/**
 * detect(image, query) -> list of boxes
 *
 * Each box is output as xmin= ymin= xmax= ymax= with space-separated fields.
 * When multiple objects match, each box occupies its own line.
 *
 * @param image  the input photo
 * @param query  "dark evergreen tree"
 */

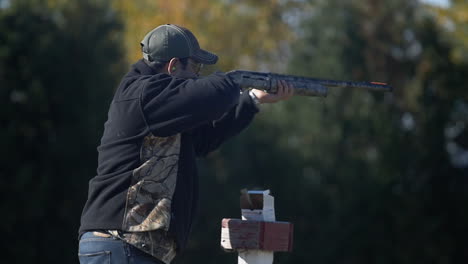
xmin=0 ymin=0 xmax=125 ymax=262
xmin=280 ymin=0 xmax=468 ymax=263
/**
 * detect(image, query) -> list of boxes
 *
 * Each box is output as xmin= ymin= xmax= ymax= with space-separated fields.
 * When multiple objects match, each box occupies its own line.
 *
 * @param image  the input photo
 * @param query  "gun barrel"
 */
xmin=315 ymin=78 xmax=392 ymax=92
xmin=271 ymin=73 xmax=392 ymax=93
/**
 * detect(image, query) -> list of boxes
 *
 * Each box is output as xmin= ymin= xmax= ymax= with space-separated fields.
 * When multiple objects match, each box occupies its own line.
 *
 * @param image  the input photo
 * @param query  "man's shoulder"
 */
xmin=114 ymin=73 xmax=170 ymax=102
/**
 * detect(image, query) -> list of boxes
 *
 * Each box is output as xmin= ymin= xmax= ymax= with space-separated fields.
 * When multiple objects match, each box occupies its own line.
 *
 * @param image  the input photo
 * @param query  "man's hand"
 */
xmin=251 ymin=80 xmax=294 ymax=104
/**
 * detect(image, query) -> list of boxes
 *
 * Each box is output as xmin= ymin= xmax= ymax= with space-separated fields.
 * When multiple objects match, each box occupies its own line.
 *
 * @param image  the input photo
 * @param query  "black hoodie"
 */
xmin=79 ymin=60 xmax=259 ymax=253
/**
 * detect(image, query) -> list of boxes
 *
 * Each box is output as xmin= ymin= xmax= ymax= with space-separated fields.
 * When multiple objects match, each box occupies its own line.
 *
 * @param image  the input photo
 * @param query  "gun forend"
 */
xmin=226 ymin=70 xmax=392 ymax=97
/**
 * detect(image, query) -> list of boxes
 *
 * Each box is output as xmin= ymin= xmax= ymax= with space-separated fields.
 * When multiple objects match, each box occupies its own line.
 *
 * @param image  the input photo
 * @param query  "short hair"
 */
xmin=144 ymin=57 xmax=189 ymax=73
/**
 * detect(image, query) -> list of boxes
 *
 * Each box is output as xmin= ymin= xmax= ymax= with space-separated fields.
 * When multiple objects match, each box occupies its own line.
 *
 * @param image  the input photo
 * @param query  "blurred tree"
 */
xmin=112 ymin=0 xmax=300 ymax=71
xmin=261 ymin=0 xmax=468 ymax=263
xmin=178 ymin=0 xmax=467 ymax=263
xmin=428 ymin=0 xmax=468 ymax=64
xmin=2 ymin=0 xmax=467 ymax=263
xmin=0 ymin=0 xmax=125 ymax=263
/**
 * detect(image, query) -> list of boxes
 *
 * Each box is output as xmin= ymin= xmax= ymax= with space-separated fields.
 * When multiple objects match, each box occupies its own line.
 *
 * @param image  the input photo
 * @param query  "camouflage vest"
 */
xmin=112 ymin=133 xmax=181 ymax=264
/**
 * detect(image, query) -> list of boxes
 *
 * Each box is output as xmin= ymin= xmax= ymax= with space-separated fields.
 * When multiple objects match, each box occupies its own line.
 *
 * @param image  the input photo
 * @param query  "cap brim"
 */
xmin=192 ymin=49 xmax=218 ymax=65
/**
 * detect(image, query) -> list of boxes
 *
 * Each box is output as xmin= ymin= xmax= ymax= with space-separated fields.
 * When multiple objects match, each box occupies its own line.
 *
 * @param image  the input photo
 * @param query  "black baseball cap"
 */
xmin=141 ymin=24 xmax=218 ymax=65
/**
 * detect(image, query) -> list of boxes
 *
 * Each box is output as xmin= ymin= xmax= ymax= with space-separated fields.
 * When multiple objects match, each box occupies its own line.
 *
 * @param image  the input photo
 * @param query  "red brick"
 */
xmin=221 ymin=218 xmax=293 ymax=252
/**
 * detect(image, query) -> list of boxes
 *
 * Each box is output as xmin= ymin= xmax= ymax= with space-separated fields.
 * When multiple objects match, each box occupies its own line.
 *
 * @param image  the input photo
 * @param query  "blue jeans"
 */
xmin=78 ymin=232 xmax=165 ymax=264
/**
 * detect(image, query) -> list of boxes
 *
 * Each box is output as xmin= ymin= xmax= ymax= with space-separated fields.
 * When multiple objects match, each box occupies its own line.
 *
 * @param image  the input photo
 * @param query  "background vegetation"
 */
xmin=1 ymin=0 xmax=467 ymax=263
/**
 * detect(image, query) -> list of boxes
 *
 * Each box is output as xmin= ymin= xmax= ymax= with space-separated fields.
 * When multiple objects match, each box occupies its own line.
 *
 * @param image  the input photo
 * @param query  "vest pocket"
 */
xmin=123 ymin=179 xmax=173 ymax=232
xmin=122 ymin=135 xmax=180 ymax=231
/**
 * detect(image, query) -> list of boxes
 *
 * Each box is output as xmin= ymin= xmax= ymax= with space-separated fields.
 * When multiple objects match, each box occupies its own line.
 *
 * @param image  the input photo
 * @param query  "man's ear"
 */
xmin=168 ymin=58 xmax=179 ymax=75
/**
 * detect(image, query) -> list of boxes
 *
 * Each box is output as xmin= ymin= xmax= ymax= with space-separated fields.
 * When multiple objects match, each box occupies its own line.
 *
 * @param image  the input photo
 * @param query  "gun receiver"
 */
xmin=227 ymin=70 xmax=392 ymax=97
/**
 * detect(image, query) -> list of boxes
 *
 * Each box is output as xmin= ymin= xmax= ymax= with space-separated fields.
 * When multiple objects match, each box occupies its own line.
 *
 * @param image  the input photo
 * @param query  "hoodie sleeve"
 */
xmin=141 ymin=72 xmax=241 ymax=137
xmin=191 ymin=91 xmax=259 ymax=157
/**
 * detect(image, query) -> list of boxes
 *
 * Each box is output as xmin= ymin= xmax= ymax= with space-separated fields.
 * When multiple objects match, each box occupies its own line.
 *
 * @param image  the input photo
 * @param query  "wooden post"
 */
xmin=221 ymin=190 xmax=293 ymax=264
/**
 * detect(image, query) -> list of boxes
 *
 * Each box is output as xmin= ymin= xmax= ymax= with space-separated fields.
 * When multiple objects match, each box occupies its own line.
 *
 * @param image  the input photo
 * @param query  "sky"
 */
xmin=0 ymin=0 xmax=9 ymax=9
xmin=421 ymin=0 xmax=451 ymax=7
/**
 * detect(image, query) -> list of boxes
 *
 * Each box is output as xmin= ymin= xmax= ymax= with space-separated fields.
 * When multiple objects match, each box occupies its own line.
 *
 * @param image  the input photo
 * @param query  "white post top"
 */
xmin=240 ymin=189 xmax=276 ymax=222
xmin=238 ymin=189 xmax=276 ymax=264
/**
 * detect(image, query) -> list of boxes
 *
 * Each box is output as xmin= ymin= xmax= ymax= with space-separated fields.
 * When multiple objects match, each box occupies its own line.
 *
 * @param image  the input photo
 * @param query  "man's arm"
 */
xmin=192 ymin=92 xmax=257 ymax=157
xmin=192 ymin=81 xmax=294 ymax=157
xmin=142 ymin=72 xmax=241 ymax=137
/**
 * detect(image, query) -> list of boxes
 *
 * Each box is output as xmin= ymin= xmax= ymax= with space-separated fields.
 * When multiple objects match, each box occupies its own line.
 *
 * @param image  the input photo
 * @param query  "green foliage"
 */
xmin=113 ymin=0 xmax=297 ymax=71
xmin=208 ymin=0 xmax=468 ymax=263
xmin=0 ymin=0 xmax=125 ymax=262
xmin=181 ymin=0 xmax=468 ymax=263
xmin=2 ymin=0 xmax=468 ymax=263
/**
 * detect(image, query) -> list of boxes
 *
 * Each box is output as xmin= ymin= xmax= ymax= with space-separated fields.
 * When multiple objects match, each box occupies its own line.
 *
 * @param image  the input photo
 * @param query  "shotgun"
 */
xmin=227 ymin=70 xmax=392 ymax=97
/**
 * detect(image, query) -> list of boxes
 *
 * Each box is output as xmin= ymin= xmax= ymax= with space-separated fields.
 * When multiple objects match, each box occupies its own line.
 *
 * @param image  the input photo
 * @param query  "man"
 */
xmin=78 ymin=24 xmax=293 ymax=264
